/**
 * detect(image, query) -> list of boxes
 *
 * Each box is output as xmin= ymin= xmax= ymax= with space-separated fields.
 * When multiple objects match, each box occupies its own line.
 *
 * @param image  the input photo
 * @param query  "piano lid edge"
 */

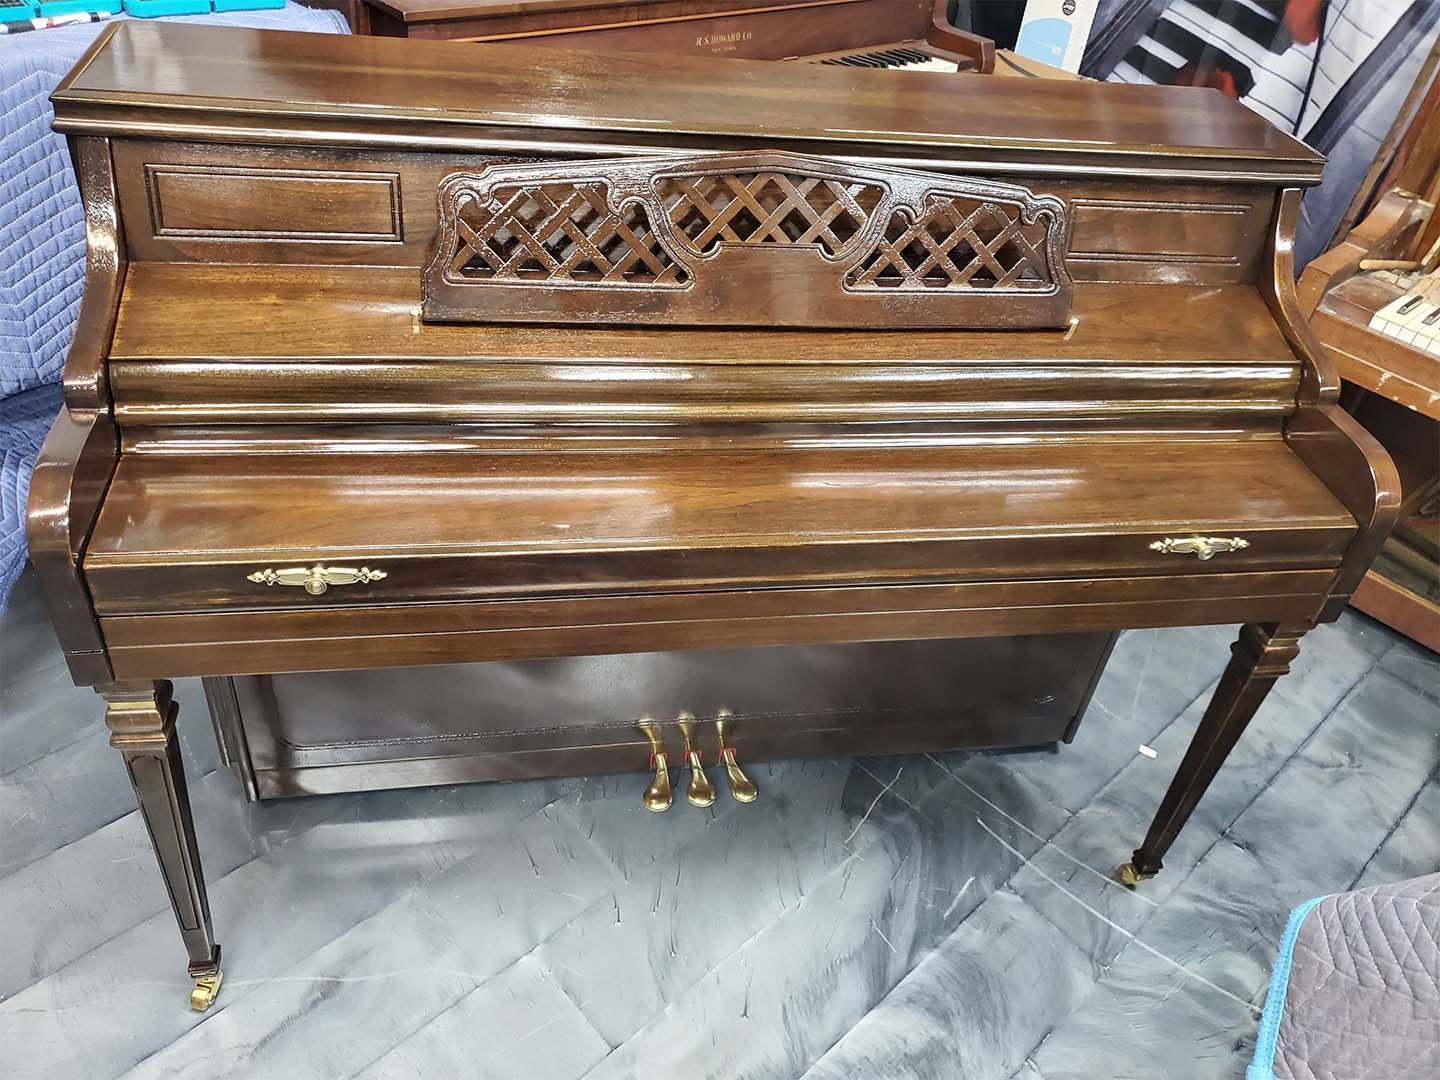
xmin=47 ymin=98 xmax=1327 ymax=188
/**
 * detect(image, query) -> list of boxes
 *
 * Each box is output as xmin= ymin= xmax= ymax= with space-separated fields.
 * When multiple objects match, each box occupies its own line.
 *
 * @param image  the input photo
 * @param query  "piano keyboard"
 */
xmin=812 ymin=46 xmax=959 ymax=72
xmin=1368 ymin=274 xmax=1440 ymax=356
xmin=1109 ymin=0 xmax=1412 ymax=134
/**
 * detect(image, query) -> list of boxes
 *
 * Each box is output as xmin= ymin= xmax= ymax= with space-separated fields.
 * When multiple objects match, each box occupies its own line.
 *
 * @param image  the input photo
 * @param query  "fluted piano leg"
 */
xmin=1120 ymin=621 xmax=1310 ymax=886
xmin=101 ymin=680 xmax=223 ymax=1010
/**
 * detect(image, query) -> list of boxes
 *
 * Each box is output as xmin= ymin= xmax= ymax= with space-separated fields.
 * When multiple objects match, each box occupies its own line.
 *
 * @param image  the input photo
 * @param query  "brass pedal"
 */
xmin=715 ymin=710 xmax=758 ymax=804
xmin=677 ymin=713 xmax=716 ymax=808
xmin=636 ymin=718 xmax=672 ymax=813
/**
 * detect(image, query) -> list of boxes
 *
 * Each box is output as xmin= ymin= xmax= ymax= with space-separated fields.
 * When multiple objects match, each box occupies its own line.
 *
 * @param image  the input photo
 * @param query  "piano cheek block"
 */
xmin=33 ymin=21 xmax=1398 ymax=1008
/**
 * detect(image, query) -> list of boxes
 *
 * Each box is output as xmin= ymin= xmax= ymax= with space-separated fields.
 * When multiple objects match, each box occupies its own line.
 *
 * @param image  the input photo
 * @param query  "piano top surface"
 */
xmin=56 ymin=21 xmax=1324 ymax=182
xmin=366 ymin=0 xmax=790 ymax=22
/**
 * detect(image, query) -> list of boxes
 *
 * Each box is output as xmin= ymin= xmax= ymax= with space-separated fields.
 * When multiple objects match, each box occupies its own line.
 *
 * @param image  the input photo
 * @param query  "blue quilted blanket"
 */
xmin=0 ymin=5 xmax=349 ymax=610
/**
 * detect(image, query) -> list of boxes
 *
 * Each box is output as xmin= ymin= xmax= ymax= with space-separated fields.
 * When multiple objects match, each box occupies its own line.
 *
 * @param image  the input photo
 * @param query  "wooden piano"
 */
xmin=32 ymin=21 xmax=1398 ymax=1012
xmin=357 ymin=0 xmax=996 ymax=73
xmin=1299 ymin=189 xmax=1440 ymax=650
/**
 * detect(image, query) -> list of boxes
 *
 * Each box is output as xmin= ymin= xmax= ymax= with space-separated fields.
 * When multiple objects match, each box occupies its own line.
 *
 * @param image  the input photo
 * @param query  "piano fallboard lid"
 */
xmin=53 ymin=22 xmax=1325 ymax=184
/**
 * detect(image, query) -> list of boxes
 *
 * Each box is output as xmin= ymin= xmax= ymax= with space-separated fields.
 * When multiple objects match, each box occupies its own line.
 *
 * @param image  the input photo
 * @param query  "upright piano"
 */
xmin=358 ymin=0 xmax=996 ymax=73
xmin=31 ymin=21 xmax=1398 ymax=1012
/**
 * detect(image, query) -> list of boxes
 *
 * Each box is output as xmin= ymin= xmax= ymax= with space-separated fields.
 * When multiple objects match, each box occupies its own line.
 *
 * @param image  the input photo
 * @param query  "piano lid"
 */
xmin=53 ymin=21 xmax=1325 ymax=185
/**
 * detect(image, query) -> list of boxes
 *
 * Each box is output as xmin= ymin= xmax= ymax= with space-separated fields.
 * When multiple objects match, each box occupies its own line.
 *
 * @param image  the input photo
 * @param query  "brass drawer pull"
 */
xmin=246 ymin=564 xmax=387 ymax=596
xmin=1148 ymin=536 xmax=1249 ymax=561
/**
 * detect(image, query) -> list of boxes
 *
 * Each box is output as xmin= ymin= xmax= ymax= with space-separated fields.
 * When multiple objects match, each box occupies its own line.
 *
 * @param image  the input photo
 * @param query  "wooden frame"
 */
xmin=27 ymin=23 xmax=1398 ymax=1012
xmin=422 ymin=151 xmax=1072 ymax=328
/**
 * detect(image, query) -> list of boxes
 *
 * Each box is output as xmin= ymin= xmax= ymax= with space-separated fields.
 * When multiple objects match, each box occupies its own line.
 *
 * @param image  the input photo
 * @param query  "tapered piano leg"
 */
xmin=101 ymin=680 xmax=223 ymax=1010
xmin=1119 ymin=621 xmax=1310 ymax=887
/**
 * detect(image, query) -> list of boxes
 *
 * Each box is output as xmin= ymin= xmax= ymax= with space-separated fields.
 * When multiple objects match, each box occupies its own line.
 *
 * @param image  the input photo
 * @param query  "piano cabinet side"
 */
xmin=1266 ymin=187 xmax=1404 ymax=619
xmin=1122 ymin=188 xmax=1404 ymax=886
xmin=26 ymin=137 xmax=227 ymax=1009
xmin=26 ymin=136 xmax=125 ymax=687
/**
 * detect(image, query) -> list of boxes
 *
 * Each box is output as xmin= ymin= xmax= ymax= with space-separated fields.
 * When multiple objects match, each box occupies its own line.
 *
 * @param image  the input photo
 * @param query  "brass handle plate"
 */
xmin=246 ymin=564 xmax=387 ymax=596
xmin=1148 ymin=536 xmax=1249 ymax=561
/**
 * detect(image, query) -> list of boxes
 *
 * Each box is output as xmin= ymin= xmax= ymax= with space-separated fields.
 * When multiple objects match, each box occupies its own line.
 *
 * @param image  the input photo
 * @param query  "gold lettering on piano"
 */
xmin=696 ymin=29 xmax=752 ymax=53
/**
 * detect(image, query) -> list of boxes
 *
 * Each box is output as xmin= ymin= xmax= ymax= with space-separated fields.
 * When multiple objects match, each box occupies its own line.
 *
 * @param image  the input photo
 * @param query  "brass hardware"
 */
xmin=636 ymin=718 xmax=672 ymax=813
xmin=714 ymin=709 xmax=758 ymax=804
xmin=676 ymin=713 xmax=716 ymax=808
xmin=1115 ymin=862 xmax=1157 ymax=889
xmin=189 ymin=968 xmax=223 ymax=1011
xmin=246 ymin=564 xmax=387 ymax=596
xmin=1148 ymin=536 xmax=1249 ymax=561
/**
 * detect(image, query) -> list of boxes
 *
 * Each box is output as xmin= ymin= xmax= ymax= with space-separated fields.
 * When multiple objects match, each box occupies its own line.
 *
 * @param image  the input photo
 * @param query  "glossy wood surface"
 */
xmin=83 ymin=439 xmax=1353 ymax=615
xmin=110 ymin=267 xmax=1297 ymax=364
xmin=25 ymin=25 xmax=1406 ymax=994
xmin=98 ymin=571 xmax=1336 ymax=680
xmin=223 ymin=634 xmax=1112 ymax=797
xmin=105 ymin=140 xmax=1277 ymax=283
xmin=54 ymin=23 xmax=1323 ymax=182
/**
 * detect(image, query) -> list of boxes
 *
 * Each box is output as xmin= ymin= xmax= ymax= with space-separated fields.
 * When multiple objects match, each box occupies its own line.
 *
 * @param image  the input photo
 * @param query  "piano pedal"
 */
xmin=1115 ymin=861 xmax=1158 ymax=889
xmin=715 ymin=710 xmax=758 ymax=804
xmin=188 ymin=961 xmax=223 ymax=1012
xmin=636 ymin=718 xmax=673 ymax=813
xmin=677 ymin=713 xmax=717 ymax=808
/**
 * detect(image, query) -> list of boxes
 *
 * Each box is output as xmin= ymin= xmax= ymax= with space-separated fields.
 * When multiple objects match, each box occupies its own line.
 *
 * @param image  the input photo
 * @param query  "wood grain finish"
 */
xmin=228 ymin=633 xmax=1113 ymax=796
xmin=421 ymin=151 xmax=1073 ymax=329
xmin=98 ymin=571 xmax=1336 ymax=679
xmin=25 ymin=24 xmax=1401 ymax=992
xmin=110 ymin=141 xmax=1277 ymax=284
xmin=25 ymin=136 xmax=124 ymax=684
xmin=54 ymin=23 xmax=1323 ymax=183
xmin=82 ymin=439 xmax=1353 ymax=614
xmin=145 ymin=164 xmax=402 ymax=241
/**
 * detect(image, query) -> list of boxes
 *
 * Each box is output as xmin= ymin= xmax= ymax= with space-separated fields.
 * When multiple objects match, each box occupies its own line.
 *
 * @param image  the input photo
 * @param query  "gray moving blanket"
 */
xmin=1249 ymin=873 xmax=1439 ymax=1080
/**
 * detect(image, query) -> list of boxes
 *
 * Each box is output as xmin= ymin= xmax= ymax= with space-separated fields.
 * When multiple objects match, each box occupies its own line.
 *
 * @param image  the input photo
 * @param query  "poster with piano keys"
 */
xmin=1079 ymin=0 xmax=1440 ymax=265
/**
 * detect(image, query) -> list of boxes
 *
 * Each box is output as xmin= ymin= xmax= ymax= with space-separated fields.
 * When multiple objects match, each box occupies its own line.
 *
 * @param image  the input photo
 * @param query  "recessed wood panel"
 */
xmin=145 ymin=164 xmax=402 ymax=241
xmin=1067 ymin=194 xmax=1270 ymax=282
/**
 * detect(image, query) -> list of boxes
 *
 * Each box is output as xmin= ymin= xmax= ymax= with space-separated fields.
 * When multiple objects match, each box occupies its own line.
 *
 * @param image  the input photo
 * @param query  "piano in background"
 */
xmin=1300 ymin=89 xmax=1440 ymax=652
xmin=1297 ymin=41 xmax=1439 ymax=651
xmin=32 ymin=21 xmax=1396 ymax=1012
xmin=355 ymin=0 xmax=996 ymax=73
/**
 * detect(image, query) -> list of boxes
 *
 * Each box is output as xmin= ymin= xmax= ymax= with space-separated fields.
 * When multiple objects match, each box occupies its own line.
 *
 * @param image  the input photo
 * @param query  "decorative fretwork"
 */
xmin=657 ymin=172 xmax=884 ymax=257
xmin=450 ymin=181 xmax=687 ymax=287
xmin=423 ymin=152 xmax=1072 ymax=328
xmin=847 ymin=195 xmax=1054 ymax=291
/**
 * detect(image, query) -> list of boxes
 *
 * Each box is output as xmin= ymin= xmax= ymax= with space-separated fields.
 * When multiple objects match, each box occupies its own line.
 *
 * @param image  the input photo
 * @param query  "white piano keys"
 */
xmin=1368 ymin=279 xmax=1440 ymax=355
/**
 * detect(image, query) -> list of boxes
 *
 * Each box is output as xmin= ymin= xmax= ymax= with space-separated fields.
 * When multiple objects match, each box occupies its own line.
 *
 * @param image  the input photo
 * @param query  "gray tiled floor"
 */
xmin=1 ymin=567 xmax=1437 ymax=1079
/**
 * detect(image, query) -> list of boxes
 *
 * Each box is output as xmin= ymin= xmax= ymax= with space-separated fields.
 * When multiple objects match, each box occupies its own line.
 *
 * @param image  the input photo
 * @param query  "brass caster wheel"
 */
xmin=1115 ymin=861 xmax=1157 ymax=889
xmin=189 ymin=968 xmax=223 ymax=1012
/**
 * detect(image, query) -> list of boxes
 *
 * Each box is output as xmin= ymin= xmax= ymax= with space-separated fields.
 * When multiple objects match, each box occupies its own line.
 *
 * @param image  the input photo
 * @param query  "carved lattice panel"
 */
xmin=657 ymin=172 xmax=884 ymax=257
xmin=847 ymin=196 xmax=1053 ymax=291
xmin=424 ymin=152 xmax=1072 ymax=328
xmin=450 ymin=181 xmax=687 ymax=286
